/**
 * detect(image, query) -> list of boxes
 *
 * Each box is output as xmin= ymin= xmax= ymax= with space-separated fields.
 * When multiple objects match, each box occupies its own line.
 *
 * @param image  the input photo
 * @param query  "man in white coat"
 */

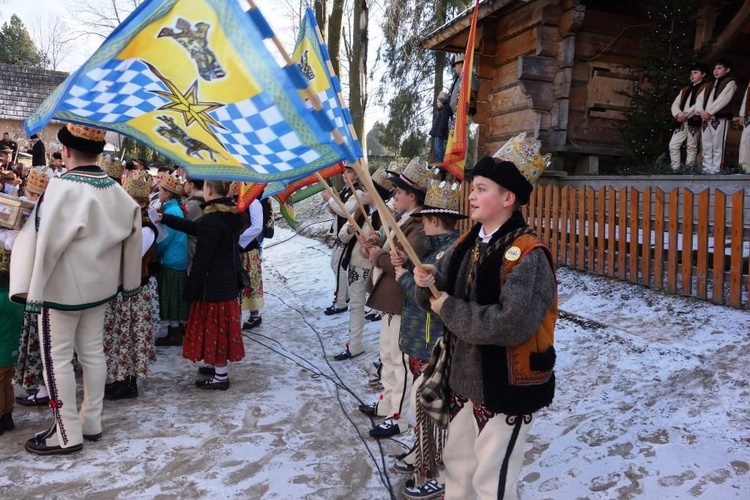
xmin=10 ymin=123 xmax=142 ymax=455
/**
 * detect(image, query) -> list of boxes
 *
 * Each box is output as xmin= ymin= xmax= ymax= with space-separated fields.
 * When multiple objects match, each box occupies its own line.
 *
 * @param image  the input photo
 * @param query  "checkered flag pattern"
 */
xmin=318 ymin=87 xmax=357 ymax=154
xmin=210 ymin=95 xmax=321 ymax=174
xmin=60 ymin=59 xmax=168 ymax=123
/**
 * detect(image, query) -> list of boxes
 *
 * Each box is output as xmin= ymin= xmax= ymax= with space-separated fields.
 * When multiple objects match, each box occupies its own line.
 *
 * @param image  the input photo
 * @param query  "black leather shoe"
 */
xmin=25 ymin=434 xmax=83 ymax=456
xmin=333 ymin=348 xmax=363 ymax=361
xmin=369 ymin=418 xmax=401 ymax=439
xmin=365 ymin=312 xmax=382 ymax=321
xmin=324 ymin=305 xmax=348 ymax=316
xmin=104 ymin=377 xmax=138 ymax=400
xmin=242 ymin=317 xmax=262 ymax=330
xmin=195 ymin=378 xmax=230 ymax=390
xmin=358 ymin=402 xmax=378 ymax=417
xmin=83 ymin=433 xmax=102 ymax=442
xmin=198 ymin=366 xmax=215 ymax=376
xmin=15 ymin=393 xmax=49 ymax=407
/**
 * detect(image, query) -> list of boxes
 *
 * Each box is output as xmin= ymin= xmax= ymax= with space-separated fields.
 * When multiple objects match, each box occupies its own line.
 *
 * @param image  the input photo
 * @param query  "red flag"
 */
xmin=275 ymin=162 xmax=345 ymax=204
xmin=236 ymin=182 xmax=267 ymax=211
xmin=441 ymin=0 xmax=480 ymax=181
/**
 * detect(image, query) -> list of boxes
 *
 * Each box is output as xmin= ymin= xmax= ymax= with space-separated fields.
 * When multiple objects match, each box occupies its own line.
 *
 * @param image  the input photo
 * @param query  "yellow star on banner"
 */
xmin=146 ymin=62 xmax=226 ymax=148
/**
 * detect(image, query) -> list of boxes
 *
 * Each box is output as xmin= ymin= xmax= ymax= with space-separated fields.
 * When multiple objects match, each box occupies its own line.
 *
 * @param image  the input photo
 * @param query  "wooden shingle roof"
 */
xmin=0 ymin=63 xmax=68 ymax=121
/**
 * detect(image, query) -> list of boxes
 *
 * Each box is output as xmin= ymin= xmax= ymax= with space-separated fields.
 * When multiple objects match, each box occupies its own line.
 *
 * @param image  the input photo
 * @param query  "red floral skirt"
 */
xmin=183 ymin=299 xmax=244 ymax=365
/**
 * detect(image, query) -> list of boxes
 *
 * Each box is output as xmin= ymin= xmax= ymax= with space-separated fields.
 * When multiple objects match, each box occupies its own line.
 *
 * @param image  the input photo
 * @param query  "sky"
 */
xmin=0 ymin=0 xmax=390 ymax=138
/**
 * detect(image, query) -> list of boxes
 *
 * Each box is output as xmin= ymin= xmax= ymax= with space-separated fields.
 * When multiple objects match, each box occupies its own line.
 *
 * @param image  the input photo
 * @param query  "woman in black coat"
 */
xmin=159 ymin=180 xmax=244 ymax=390
xmin=429 ymin=91 xmax=452 ymax=163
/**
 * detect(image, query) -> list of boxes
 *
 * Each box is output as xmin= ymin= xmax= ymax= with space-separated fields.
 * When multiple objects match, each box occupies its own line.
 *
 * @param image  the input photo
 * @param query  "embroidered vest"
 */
xmin=704 ymin=75 xmax=736 ymax=118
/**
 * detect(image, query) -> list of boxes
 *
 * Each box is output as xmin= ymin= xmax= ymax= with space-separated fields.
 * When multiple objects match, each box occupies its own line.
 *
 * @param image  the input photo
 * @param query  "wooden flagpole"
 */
xmin=315 ymin=172 xmax=364 ymax=237
xmin=351 ymin=159 xmax=440 ymax=298
xmin=343 ymin=174 xmax=371 ymax=230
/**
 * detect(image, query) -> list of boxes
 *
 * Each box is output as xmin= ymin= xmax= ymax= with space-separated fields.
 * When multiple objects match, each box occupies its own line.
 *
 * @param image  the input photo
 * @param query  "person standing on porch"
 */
xmin=739 ymin=80 xmax=750 ymax=174
xmin=695 ymin=58 xmax=737 ymax=174
xmin=668 ymin=62 xmax=709 ymax=171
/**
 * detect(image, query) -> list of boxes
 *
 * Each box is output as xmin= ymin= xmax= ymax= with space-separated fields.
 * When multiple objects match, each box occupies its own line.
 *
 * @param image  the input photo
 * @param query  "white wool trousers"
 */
xmin=377 ymin=314 xmax=412 ymax=429
xmin=739 ymin=123 xmax=750 ymax=173
xmin=41 ymin=305 xmax=107 ymax=448
xmin=329 ymin=242 xmax=349 ymax=309
xmin=346 ymin=265 xmax=369 ymax=356
xmin=668 ymin=124 xmax=701 ymax=170
xmin=443 ymin=401 xmax=533 ymax=500
xmin=700 ymin=118 xmax=730 ymax=174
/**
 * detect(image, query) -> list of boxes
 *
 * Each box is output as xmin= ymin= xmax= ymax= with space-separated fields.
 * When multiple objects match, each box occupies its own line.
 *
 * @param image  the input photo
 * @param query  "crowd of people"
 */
xmin=0 ymin=123 xmax=266 ymax=455
xmin=669 ymin=58 xmax=750 ymax=173
xmin=1 ymin=118 xmax=559 ymax=499
xmin=321 ymin=132 xmax=557 ymax=499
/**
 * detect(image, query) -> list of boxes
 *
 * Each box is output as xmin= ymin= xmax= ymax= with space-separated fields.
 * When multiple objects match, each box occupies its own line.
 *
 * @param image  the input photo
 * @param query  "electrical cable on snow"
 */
xmin=243 ymin=290 xmax=400 ymax=500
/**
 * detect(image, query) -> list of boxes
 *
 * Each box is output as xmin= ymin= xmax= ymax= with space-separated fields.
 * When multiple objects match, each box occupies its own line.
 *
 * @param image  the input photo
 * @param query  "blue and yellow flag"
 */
xmin=293 ymin=7 xmax=363 ymax=159
xmin=25 ymin=0 xmax=355 ymax=182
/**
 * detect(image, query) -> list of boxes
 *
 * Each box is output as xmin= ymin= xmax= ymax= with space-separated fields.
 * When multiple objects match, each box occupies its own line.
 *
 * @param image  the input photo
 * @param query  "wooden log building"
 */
xmin=422 ymin=0 xmax=750 ymax=174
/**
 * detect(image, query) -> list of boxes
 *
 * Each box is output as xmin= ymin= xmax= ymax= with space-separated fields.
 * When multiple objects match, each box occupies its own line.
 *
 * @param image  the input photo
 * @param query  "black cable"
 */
xmin=243 ymin=290 xmax=402 ymax=499
xmin=263 ymin=218 xmax=334 ymax=250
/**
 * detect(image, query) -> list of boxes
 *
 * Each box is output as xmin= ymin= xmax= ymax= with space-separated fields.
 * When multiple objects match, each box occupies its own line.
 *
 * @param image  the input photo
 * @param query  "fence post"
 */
xmin=642 ymin=188 xmax=652 ymax=287
xmin=667 ymin=188 xmax=679 ymax=294
xmin=729 ymin=191 xmax=745 ymax=308
xmin=712 ymin=190 xmax=726 ymax=305
xmin=629 ymin=187 xmax=640 ymax=284
xmin=681 ymin=189 xmax=694 ymax=296
xmin=696 ymin=189 xmax=710 ymax=299
xmin=654 ymin=188 xmax=665 ymax=290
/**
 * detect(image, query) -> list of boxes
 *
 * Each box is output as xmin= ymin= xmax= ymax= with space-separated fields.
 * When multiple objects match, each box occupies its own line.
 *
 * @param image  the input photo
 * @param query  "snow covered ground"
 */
xmin=1 ymin=223 xmax=748 ymax=499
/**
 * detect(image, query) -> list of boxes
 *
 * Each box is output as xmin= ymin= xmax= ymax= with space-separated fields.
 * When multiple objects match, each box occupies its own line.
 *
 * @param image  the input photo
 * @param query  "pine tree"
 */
xmin=0 ymin=14 xmax=45 ymax=67
xmin=619 ymin=0 xmax=705 ymax=173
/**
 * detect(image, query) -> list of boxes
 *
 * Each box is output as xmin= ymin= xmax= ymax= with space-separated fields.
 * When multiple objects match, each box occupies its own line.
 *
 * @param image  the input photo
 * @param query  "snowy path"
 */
xmin=0 ymin=226 xmax=748 ymax=499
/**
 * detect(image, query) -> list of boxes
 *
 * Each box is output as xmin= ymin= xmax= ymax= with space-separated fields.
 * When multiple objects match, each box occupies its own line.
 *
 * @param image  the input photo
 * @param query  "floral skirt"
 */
xmin=183 ymin=299 xmax=244 ymax=365
xmin=13 ymin=313 xmax=43 ymax=390
xmin=103 ymin=277 xmax=159 ymax=381
xmin=241 ymin=249 xmax=264 ymax=310
xmin=158 ymin=267 xmax=188 ymax=322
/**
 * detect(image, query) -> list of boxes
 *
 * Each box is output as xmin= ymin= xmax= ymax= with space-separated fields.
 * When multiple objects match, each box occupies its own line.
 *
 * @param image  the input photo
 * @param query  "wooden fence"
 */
xmin=521 ymin=182 xmax=750 ymax=309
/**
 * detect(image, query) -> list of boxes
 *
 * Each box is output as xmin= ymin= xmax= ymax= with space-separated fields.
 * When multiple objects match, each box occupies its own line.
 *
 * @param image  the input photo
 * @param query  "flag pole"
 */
xmin=343 ymin=174 xmax=371 ymax=230
xmin=245 ymin=0 xmax=348 ymax=149
xmin=351 ymin=159 xmax=440 ymax=298
xmin=315 ymin=172 xmax=365 ymax=237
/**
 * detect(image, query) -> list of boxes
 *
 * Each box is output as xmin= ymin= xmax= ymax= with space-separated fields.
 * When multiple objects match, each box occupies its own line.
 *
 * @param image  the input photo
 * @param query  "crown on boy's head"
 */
xmin=491 ymin=133 xmax=550 ymax=186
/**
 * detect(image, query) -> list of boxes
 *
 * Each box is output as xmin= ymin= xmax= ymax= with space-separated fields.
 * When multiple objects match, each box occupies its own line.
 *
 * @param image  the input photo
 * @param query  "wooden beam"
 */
xmin=559 ymin=5 xmax=585 ymax=37
xmin=518 ymin=55 xmax=557 ymax=82
xmin=707 ymin=0 xmax=750 ymax=58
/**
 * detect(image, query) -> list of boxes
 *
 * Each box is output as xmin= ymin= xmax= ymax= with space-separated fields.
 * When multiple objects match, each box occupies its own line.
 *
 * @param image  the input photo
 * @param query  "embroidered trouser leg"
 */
xmin=668 ymin=126 xmax=687 ymax=170
xmin=379 ymin=314 xmax=412 ymax=430
xmin=701 ymin=117 xmax=729 ymax=174
xmin=739 ymin=124 xmax=750 ymax=173
xmin=346 ymin=265 xmax=369 ymax=356
xmin=41 ymin=305 xmax=107 ymax=448
xmin=443 ymin=399 xmax=533 ymax=500
xmin=330 ymin=243 xmax=349 ymax=308
xmin=685 ymin=125 xmax=701 ymax=165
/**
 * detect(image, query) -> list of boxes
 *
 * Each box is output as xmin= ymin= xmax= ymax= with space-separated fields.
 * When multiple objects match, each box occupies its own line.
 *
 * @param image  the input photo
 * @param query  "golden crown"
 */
xmin=123 ymin=171 xmax=153 ymax=200
xmin=396 ymin=156 xmax=433 ymax=192
xmin=25 ymin=166 xmax=52 ymax=196
xmin=101 ymin=154 xmax=123 ymax=180
xmin=371 ymin=165 xmax=395 ymax=193
xmin=491 ymin=133 xmax=551 ymax=185
xmin=421 ymin=177 xmax=465 ymax=217
xmin=160 ymin=170 xmax=186 ymax=195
